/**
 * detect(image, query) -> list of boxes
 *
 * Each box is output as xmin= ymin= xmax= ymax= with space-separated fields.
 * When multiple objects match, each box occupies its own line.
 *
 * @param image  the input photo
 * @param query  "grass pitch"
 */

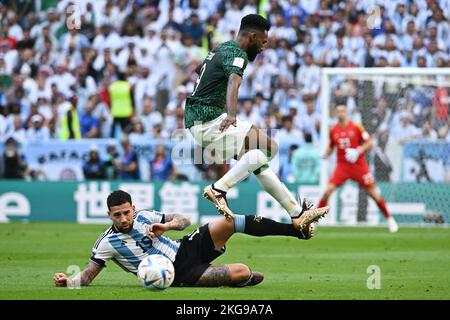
xmin=0 ymin=223 xmax=449 ymax=300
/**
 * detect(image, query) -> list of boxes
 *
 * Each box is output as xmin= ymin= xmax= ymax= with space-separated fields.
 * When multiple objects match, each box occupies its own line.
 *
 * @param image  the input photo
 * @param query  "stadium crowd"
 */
xmin=0 ymin=0 xmax=449 ymax=182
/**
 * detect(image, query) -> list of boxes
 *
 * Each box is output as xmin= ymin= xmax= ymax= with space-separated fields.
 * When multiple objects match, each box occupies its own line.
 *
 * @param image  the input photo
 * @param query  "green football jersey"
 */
xmin=184 ymin=40 xmax=248 ymax=128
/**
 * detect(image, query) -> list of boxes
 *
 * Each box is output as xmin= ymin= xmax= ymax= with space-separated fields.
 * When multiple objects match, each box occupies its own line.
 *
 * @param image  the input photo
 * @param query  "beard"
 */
xmin=246 ymin=43 xmax=259 ymax=62
xmin=116 ymin=222 xmax=133 ymax=233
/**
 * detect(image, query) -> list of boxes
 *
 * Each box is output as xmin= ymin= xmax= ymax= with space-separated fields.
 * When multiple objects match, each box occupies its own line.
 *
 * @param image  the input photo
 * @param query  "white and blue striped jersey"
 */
xmin=90 ymin=209 xmax=181 ymax=274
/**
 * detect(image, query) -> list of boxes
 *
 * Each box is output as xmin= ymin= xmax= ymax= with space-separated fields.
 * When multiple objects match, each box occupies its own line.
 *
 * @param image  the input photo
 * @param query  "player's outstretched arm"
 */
xmin=147 ymin=213 xmax=191 ymax=238
xmin=53 ymin=261 xmax=103 ymax=288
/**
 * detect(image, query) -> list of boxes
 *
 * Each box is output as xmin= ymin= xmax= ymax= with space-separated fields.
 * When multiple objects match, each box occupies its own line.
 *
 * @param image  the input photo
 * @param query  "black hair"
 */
xmin=282 ymin=115 xmax=293 ymax=123
xmin=239 ymin=14 xmax=271 ymax=33
xmin=304 ymin=132 xmax=313 ymax=143
xmin=334 ymin=97 xmax=347 ymax=107
xmin=117 ymin=72 xmax=126 ymax=81
xmin=107 ymin=190 xmax=132 ymax=210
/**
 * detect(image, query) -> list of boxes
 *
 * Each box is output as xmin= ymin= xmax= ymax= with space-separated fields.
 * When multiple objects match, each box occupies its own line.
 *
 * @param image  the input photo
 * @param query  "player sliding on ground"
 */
xmin=318 ymin=99 xmax=399 ymax=233
xmin=53 ymin=190 xmax=319 ymax=288
xmin=184 ymin=14 xmax=329 ymax=235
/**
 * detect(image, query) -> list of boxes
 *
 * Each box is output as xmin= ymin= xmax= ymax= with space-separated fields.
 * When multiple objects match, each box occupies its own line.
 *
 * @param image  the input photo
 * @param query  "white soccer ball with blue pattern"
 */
xmin=137 ymin=254 xmax=175 ymax=290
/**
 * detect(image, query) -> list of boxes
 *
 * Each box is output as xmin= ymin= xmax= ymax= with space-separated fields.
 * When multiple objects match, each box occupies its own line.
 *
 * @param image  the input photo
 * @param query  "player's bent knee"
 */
xmin=217 ymin=216 xmax=235 ymax=230
xmin=208 ymin=218 xmax=235 ymax=249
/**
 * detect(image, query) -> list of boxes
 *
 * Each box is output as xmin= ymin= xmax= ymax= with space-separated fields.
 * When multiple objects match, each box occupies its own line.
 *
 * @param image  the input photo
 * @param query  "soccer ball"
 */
xmin=137 ymin=254 xmax=175 ymax=290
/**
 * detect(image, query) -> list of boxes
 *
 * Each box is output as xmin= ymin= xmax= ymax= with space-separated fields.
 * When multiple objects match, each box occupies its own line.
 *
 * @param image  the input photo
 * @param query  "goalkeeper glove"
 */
xmin=345 ymin=147 xmax=363 ymax=163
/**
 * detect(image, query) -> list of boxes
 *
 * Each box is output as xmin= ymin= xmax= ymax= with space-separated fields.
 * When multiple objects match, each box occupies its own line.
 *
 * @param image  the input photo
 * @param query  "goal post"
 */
xmin=319 ymin=67 xmax=450 ymax=226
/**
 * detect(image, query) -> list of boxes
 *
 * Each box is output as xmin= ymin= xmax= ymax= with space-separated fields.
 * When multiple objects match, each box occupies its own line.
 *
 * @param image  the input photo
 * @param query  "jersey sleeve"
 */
xmin=355 ymin=123 xmax=371 ymax=142
xmin=135 ymin=210 xmax=165 ymax=225
xmin=221 ymin=49 xmax=248 ymax=78
xmin=90 ymin=238 xmax=114 ymax=267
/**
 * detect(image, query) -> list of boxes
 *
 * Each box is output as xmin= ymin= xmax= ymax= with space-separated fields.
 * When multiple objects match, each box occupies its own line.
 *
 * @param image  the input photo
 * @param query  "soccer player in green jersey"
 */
xmin=184 ymin=14 xmax=329 ymax=237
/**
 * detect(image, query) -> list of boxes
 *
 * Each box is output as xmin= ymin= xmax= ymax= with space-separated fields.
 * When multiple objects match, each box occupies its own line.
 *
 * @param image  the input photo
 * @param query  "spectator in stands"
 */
xmin=151 ymin=122 xmax=169 ymax=139
xmin=35 ymin=96 xmax=52 ymax=122
xmin=165 ymin=86 xmax=186 ymax=134
xmin=104 ymin=143 xmax=120 ymax=180
xmin=82 ymin=145 xmax=106 ymax=180
xmin=150 ymin=144 xmax=176 ymax=181
xmin=0 ymin=137 xmax=27 ymax=179
xmin=28 ymin=167 xmax=47 ymax=181
xmin=433 ymin=84 xmax=449 ymax=127
xmin=80 ymin=98 xmax=100 ymax=138
xmin=238 ymin=99 xmax=260 ymax=124
xmin=390 ymin=98 xmax=410 ymax=130
xmin=275 ymin=115 xmax=304 ymax=145
xmin=128 ymin=119 xmax=149 ymax=143
xmin=296 ymin=95 xmax=321 ymax=145
xmin=254 ymin=91 xmax=269 ymax=115
xmin=109 ymin=72 xmax=134 ymax=138
xmin=279 ymin=144 xmax=298 ymax=183
xmin=420 ymin=121 xmax=438 ymax=140
xmin=8 ymin=114 xmax=26 ymax=145
xmin=182 ymin=13 xmax=204 ymax=47
xmin=296 ymin=52 xmax=320 ymax=98
xmin=390 ymin=110 xmax=421 ymax=144
xmin=75 ymin=63 xmax=97 ymax=113
xmin=133 ymin=66 xmax=153 ymax=117
xmin=140 ymin=95 xmax=163 ymax=136
xmin=118 ymin=137 xmax=140 ymax=180
xmin=291 ymin=133 xmax=321 ymax=185
xmin=90 ymin=94 xmax=112 ymax=138
xmin=259 ymin=113 xmax=277 ymax=137
xmin=272 ymin=76 xmax=292 ymax=114
xmin=59 ymin=100 xmax=81 ymax=140
xmin=26 ymin=114 xmax=50 ymax=142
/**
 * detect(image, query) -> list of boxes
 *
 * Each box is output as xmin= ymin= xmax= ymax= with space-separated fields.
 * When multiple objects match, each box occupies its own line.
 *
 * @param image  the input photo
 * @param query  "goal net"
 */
xmin=319 ymin=68 xmax=450 ymax=226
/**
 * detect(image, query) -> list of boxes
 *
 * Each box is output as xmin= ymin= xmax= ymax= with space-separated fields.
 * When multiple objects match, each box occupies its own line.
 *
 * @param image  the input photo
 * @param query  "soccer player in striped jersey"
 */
xmin=54 ymin=190 xmax=317 ymax=288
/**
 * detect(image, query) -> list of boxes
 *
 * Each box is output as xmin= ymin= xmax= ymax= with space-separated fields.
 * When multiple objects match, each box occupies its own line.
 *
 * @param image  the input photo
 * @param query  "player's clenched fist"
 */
xmin=53 ymin=273 xmax=68 ymax=287
xmin=146 ymin=223 xmax=169 ymax=238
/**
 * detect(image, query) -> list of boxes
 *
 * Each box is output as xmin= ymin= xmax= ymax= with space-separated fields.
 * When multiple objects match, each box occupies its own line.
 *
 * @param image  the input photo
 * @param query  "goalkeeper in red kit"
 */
xmin=318 ymin=99 xmax=399 ymax=233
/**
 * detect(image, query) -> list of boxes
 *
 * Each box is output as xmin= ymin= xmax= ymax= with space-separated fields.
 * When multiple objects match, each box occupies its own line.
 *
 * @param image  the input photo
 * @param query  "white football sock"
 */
xmin=214 ymin=149 xmax=269 ymax=192
xmin=387 ymin=217 xmax=399 ymax=233
xmin=255 ymin=167 xmax=302 ymax=218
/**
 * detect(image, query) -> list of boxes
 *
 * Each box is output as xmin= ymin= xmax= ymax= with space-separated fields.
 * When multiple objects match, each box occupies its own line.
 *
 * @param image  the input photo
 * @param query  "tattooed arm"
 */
xmin=164 ymin=213 xmax=191 ymax=231
xmin=147 ymin=213 xmax=191 ymax=238
xmin=53 ymin=261 xmax=103 ymax=287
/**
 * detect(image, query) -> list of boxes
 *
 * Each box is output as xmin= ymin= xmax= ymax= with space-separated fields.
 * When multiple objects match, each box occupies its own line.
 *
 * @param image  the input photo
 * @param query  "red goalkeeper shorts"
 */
xmin=329 ymin=163 xmax=375 ymax=190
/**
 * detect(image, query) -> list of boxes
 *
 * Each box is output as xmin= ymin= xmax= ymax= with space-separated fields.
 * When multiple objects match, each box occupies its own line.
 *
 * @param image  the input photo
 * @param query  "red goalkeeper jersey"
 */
xmin=329 ymin=121 xmax=370 ymax=166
